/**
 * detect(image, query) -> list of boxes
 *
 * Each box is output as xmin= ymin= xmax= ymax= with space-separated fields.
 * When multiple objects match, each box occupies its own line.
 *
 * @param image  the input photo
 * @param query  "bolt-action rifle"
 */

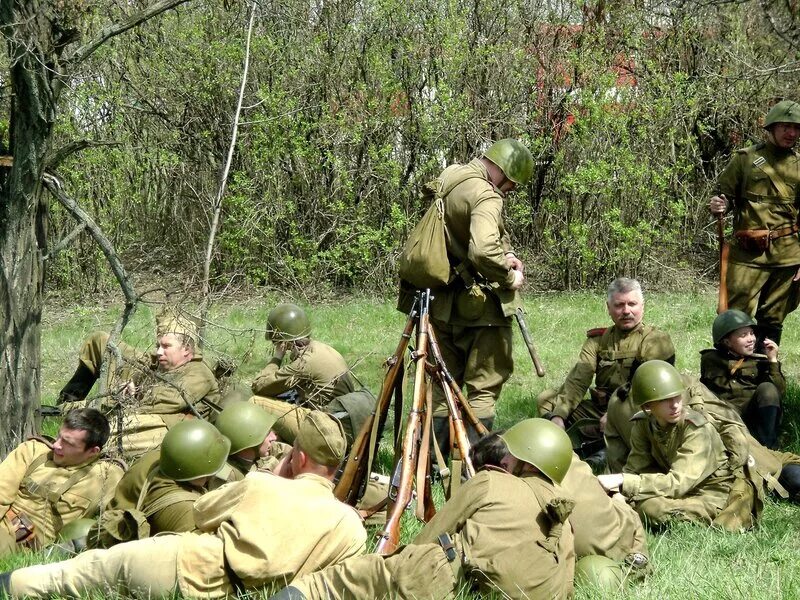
xmin=717 ymin=214 xmax=729 ymax=314
xmin=515 ymin=307 xmax=545 ymax=377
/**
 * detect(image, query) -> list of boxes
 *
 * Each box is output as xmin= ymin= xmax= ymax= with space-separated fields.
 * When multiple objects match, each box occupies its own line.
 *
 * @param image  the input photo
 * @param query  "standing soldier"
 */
xmin=709 ymin=100 xmax=800 ymax=344
xmin=0 ymin=408 xmax=124 ymax=556
xmin=397 ymin=139 xmax=534 ymax=454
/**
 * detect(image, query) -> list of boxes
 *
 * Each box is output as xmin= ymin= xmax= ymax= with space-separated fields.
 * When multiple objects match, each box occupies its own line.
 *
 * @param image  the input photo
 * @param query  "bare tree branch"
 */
xmin=199 ymin=0 xmax=256 ymax=335
xmin=67 ymin=0 xmax=194 ymax=66
xmin=46 ymin=140 xmax=122 ymax=171
xmin=42 ymin=222 xmax=87 ymax=261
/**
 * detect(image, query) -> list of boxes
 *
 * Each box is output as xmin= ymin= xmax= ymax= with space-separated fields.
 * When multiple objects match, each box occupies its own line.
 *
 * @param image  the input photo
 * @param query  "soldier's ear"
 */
xmin=86 ymin=445 xmax=101 ymax=458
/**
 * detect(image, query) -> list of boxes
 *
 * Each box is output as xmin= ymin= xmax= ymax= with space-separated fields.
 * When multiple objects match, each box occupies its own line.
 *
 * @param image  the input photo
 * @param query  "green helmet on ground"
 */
xmin=266 ymin=303 xmax=311 ymax=342
xmin=160 ymin=420 xmax=231 ymax=481
xmin=483 ymin=139 xmax=535 ymax=186
xmin=630 ymin=360 xmax=685 ymax=407
xmin=215 ymin=401 xmax=277 ymax=454
xmin=764 ymin=100 xmax=800 ymax=128
xmin=575 ymin=555 xmax=626 ymax=591
xmin=499 ymin=418 xmax=572 ymax=483
xmin=58 ymin=518 xmax=96 ymax=543
xmin=712 ymin=309 xmax=756 ymax=346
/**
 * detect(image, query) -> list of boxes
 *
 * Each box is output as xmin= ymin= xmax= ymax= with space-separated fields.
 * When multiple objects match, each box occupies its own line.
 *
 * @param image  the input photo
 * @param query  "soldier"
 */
xmin=214 ymin=400 xmax=288 ymax=474
xmin=397 ymin=139 xmax=534 ymax=457
xmin=700 ymin=309 xmax=784 ymax=449
xmin=598 ymin=361 xmax=736 ymax=528
xmin=709 ymin=99 xmax=800 ymax=344
xmin=469 ymin=430 xmax=649 ymax=570
xmin=0 ymin=411 xmax=366 ymax=599
xmin=57 ymin=310 xmax=220 ymax=460
xmin=270 ymin=418 xmax=575 ymax=600
xmin=0 ymin=408 xmax=124 ymax=556
xmin=538 ymin=278 xmax=675 ymax=461
xmin=89 ymin=419 xmax=237 ymax=548
xmin=250 ymin=303 xmax=373 ymax=446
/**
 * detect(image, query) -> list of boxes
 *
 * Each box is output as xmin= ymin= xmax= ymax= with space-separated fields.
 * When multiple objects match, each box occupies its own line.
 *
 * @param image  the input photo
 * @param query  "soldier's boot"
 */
xmin=57 ymin=363 xmax=98 ymax=404
xmin=758 ymin=324 xmax=782 ymax=346
xmin=753 ymin=396 xmax=781 ymax=450
xmin=432 ymin=417 xmax=451 ymax=467
xmin=268 ymin=586 xmax=307 ymax=600
xmin=0 ymin=571 xmax=11 ymax=596
xmin=778 ymin=464 xmax=800 ymax=501
xmin=584 ymin=448 xmax=607 ymax=474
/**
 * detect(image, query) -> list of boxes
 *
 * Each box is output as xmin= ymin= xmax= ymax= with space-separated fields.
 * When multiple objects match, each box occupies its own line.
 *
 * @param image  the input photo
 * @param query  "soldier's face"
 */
xmin=723 ymin=326 xmax=756 ymax=357
xmin=156 ymin=333 xmax=192 ymax=371
xmin=770 ymin=123 xmax=800 ymax=149
xmin=607 ymin=291 xmax=644 ymax=331
xmin=646 ymin=394 xmax=683 ymax=426
xmin=52 ymin=427 xmax=100 ymax=467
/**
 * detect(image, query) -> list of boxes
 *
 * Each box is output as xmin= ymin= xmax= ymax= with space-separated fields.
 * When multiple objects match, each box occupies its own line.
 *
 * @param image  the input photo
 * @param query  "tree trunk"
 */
xmin=0 ymin=1 xmax=60 ymax=454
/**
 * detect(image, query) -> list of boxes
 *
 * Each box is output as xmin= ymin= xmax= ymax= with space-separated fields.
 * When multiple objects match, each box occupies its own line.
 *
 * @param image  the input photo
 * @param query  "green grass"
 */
xmin=22 ymin=291 xmax=800 ymax=598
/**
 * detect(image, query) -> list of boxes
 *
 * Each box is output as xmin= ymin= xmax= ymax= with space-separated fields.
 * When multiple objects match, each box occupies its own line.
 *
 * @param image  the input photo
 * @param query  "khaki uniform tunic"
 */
xmin=291 ymin=469 xmax=575 ymax=600
xmin=699 ymin=348 xmax=785 ymax=414
xmin=539 ymin=323 xmax=675 ymax=422
xmin=622 ymin=407 xmax=733 ymax=526
xmin=717 ymin=142 xmax=800 ymax=329
xmin=0 ymin=439 xmax=123 ymax=556
xmin=78 ymin=331 xmax=220 ymax=460
xmin=561 ymin=453 xmax=648 ymax=561
xmin=397 ymin=159 xmax=520 ymax=419
xmin=8 ymin=471 xmax=366 ymax=599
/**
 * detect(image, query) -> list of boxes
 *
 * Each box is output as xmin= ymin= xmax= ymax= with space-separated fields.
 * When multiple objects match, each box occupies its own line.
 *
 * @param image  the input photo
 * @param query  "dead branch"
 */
xmin=42 ymin=222 xmax=87 ymax=261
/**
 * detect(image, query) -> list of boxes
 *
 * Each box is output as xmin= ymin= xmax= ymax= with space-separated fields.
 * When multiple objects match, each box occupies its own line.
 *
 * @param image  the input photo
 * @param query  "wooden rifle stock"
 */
xmin=334 ymin=298 xmax=418 ymax=504
xmin=376 ymin=291 xmax=431 ymax=555
xmin=515 ymin=308 xmax=545 ymax=377
xmin=717 ymin=214 xmax=729 ymax=314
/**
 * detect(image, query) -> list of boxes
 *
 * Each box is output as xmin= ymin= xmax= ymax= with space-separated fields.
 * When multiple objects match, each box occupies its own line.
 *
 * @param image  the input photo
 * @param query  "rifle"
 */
xmin=717 ymin=214 xmax=729 ymax=314
xmin=515 ymin=308 xmax=545 ymax=377
xmin=376 ymin=290 xmax=431 ymax=555
xmin=334 ymin=296 xmax=418 ymax=504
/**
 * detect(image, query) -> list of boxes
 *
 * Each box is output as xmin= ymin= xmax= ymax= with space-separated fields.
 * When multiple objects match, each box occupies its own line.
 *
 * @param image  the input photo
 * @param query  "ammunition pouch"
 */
xmin=734 ymin=225 xmax=799 ymax=253
xmin=454 ymin=284 xmax=487 ymax=320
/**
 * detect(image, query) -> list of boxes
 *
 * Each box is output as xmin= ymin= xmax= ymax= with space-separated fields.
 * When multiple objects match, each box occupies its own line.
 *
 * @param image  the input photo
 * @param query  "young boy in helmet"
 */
xmin=700 ymin=309 xmax=784 ymax=449
xmin=598 ymin=360 xmax=736 ymax=528
xmin=709 ymin=99 xmax=800 ymax=345
xmin=269 ymin=418 xmax=576 ymax=600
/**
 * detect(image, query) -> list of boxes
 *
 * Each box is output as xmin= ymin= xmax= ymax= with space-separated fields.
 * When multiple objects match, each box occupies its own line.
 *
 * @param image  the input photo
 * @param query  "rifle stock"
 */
xmin=376 ymin=291 xmax=430 ymax=554
xmin=515 ymin=308 xmax=545 ymax=377
xmin=334 ymin=298 xmax=418 ymax=504
xmin=717 ymin=214 xmax=729 ymax=314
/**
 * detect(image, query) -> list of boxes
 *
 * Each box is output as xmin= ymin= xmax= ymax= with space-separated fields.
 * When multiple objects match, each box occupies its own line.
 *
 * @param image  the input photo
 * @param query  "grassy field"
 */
xmin=12 ymin=291 xmax=800 ymax=598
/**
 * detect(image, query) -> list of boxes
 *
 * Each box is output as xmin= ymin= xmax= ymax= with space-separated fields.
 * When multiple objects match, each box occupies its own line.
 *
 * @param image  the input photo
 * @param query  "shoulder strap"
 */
xmin=142 ymin=488 xmax=199 ymax=518
xmin=134 ymin=465 xmax=163 ymax=512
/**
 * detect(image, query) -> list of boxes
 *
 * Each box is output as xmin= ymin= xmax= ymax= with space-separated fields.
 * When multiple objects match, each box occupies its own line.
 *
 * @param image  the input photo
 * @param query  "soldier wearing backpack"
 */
xmin=397 ymin=138 xmax=534 ymax=458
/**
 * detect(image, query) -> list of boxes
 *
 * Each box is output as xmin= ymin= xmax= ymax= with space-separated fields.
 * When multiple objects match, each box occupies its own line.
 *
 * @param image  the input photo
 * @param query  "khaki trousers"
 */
xmin=726 ymin=263 xmax=800 ymax=330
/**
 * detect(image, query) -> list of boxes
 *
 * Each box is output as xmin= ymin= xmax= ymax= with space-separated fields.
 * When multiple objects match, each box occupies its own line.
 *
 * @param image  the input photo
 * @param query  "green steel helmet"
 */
xmin=483 ymin=138 xmax=534 ymax=186
xmin=574 ymin=555 xmax=626 ymax=591
xmin=57 ymin=518 xmax=96 ymax=543
xmin=499 ymin=418 xmax=572 ymax=483
xmin=159 ymin=420 xmax=231 ymax=482
xmin=630 ymin=360 xmax=685 ymax=407
xmin=215 ymin=401 xmax=277 ymax=454
xmin=764 ymin=100 xmax=800 ymax=128
xmin=712 ymin=309 xmax=756 ymax=346
xmin=266 ymin=303 xmax=311 ymax=342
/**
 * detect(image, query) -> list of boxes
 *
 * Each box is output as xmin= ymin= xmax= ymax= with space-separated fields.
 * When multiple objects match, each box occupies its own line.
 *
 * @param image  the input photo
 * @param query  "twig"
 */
xmin=41 ymin=222 xmax=86 ymax=261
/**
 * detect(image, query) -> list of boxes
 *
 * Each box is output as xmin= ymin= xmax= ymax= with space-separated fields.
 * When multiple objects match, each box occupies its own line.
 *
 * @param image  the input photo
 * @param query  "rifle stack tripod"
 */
xmin=334 ymin=289 xmax=489 ymax=554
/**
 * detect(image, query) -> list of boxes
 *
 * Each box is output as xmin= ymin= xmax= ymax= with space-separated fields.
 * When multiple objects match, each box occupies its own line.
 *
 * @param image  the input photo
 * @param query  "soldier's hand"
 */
xmin=763 ymin=338 xmax=779 ymax=362
xmin=549 ymin=415 xmax=565 ymax=429
xmin=272 ymin=342 xmax=287 ymax=361
xmin=122 ymin=381 xmax=137 ymax=398
xmin=509 ymin=269 xmax=524 ymax=290
xmin=505 ymin=252 xmax=524 ymax=273
xmin=709 ymin=194 xmax=728 ymax=215
xmin=599 ymin=412 xmax=608 ymax=433
xmin=597 ymin=473 xmax=623 ymax=493
xmin=793 ymin=266 xmax=800 ymax=282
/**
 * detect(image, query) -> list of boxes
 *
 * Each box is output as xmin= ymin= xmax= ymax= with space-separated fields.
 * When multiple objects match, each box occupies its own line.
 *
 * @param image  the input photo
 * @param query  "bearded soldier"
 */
xmin=397 ymin=138 xmax=534 ymax=457
xmin=709 ymin=100 xmax=800 ymax=344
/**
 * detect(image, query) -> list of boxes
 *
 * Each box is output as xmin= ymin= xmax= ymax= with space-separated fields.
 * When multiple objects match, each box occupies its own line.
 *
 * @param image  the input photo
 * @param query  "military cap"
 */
xmin=296 ymin=411 xmax=346 ymax=467
xmin=156 ymin=308 xmax=199 ymax=342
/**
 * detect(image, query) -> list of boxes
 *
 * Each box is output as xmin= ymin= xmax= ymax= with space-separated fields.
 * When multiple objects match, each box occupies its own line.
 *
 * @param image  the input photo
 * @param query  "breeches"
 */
xmin=726 ymin=263 xmax=800 ymax=328
xmin=429 ymin=320 xmax=513 ymax=419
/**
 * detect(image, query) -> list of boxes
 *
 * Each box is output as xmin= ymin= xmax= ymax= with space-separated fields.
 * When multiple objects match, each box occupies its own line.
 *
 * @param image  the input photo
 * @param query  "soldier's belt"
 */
xmin=4 ymin=507 xmax=36 ymax=546
xmin=734 ymin=225 xmax=800 ymax=253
